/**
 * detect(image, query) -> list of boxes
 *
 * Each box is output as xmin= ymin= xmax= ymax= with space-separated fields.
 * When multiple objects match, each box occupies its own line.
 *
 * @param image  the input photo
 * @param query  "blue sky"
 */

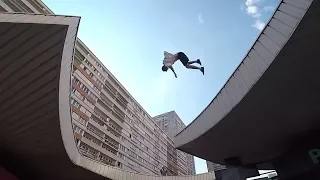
xmin=43 ymin=0 xmax=279 ymax=175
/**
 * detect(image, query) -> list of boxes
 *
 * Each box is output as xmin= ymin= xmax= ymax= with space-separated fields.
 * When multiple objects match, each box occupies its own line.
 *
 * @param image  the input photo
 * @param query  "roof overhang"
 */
xmin=0 ymin=12 xmax=216 ymax=180
xmin=175 ymin=0 xmax=320 ymax=166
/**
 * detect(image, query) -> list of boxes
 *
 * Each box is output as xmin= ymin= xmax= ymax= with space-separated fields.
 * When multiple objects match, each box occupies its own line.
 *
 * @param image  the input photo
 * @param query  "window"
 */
xmin=83 ymin=67 xmax=89 ymax=73
xmin=71 ymin=99 xmax=81 ymax=109
xmin=93 ymin=86 xmax=99 ymax=93
xmin=77 ymin=117 xmax=86 ymax=125
xmin=84 ymin=98 xmax=94 ymax=107
xmin=83 ymin=86 xmax=89 ymax=93
xmin=121 ymin=136 xmax=128 ymax=143
xmin=73 ymin=125 xmax=84 ymax=134
xmin=75 ymin=90 xmax=84 ymax=101
xmin=118 ymin=153 xmax=126 ymax=160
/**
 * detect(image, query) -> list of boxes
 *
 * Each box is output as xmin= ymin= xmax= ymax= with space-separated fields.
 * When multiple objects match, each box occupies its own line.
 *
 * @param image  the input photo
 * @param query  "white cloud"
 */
xmin=198 ymin=13 xmax=204 ymax=24
xmin=246 ymin=5 xmax=258 ymax=15
xmin=252 ymin=19 xmax=265 ymax=30
xmin=245 ymin=0 xmax=264 ymax=6
xmin=263 ymin=6 xmax=275 ymax=12
xmin=252 ymin=12 xmax=262 ymax=18
xmin=246 ymin=5 xmax=262 ymax=18
xmin=243 ymin=0 xmax=271 ymax=30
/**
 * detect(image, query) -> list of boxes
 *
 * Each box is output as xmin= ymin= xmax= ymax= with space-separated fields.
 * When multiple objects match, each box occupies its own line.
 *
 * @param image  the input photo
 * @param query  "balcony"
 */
xmin=112 ymin=112 xmax=123 ymax=123
xmin=101 ymin=87 xmax=130 ymax=120
xmin=87 ymin=125 xmax=118 ymax=151
xmin=75 ymin=48 xmax=85 ymax=61
xmin=76 ymin=41 xmax=90 ymax=59
xmin=79 ymin=144 xmax=99 ymax=160
xmin=96 ymin=99 xmax=125 ymax=126
xmin=118 ymin=87 xmax=129 ymax=100
xmin=105 ymin=80 xmax=117 ymax=95
xmin=90 ymin=115 xmax=104 ymax=126
xmin=89 ymin=118 xmax=120 ymax=143
xmin=87 ymin=124 xmax=104 ymax=140
xmin=106 ymin=121 xmax=122 ymax=136
xmin=92 ymin=108 xmax=123 ymax=134
xmin=91 ymin=110 xmax=105 ymax=124
xmin=101 ymin=144 xmax=117 ymax=155
xmin=113 ymin=106 xmax=125 ymax=120
xmin=99 ymin=154 xmax=115 ymax=166
xmin=83 ymin=132 xmax=102 ymax=147
xmin=103 ymin=83 xmax=116 ymax=97
xmin=73 ymin=63 xmax=102 ymax=91
xmin=96 ymin=100 xmax=112 ymax=114
xmin=100 ymin=93 xmax=114 ymax=107
xmin=73 ymin=56 xmax=82 ymax=67
xmin=104 ymin=137 xmax=119 ymax=150
xmin=81 ymin=136 xmax=122 ymax=163
xmin=116 ymin=91 xmax=128 ymax=105
xmin=106 ymin=75 xmax=119 ymax=90
xmin=115 ymin=97 xmax=127 ymax=111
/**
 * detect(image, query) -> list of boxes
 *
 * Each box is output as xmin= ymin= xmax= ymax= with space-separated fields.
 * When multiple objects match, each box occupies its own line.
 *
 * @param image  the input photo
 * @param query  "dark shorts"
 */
xmin=177 ymin=52 xmax=189 ymax=66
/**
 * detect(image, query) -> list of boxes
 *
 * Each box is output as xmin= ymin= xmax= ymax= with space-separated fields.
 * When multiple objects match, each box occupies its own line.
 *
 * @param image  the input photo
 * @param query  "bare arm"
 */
xmin=169 ymin=66 xmax=177 ymax=78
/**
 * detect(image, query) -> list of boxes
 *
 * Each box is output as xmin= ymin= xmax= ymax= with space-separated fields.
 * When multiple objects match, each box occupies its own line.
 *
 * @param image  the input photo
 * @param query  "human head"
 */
xmin=162 ymin=65 xmax=168 ymax=72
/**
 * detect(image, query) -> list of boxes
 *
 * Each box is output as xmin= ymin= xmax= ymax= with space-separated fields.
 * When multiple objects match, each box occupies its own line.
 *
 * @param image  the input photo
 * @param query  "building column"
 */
xmin=97 ymin=152 xmax=101 ymax=160
xmin=85 ymin=120 xmax=89 ymax=128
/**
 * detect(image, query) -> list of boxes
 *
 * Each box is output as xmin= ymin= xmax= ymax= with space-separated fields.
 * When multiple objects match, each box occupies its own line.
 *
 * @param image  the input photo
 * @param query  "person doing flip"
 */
xmin=161 ymin=51 xmax=204 ymax=78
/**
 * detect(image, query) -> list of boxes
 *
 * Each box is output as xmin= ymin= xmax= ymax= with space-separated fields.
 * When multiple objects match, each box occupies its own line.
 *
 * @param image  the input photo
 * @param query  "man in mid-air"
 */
xmin=161 ymin=51 xmax=204 ymax=78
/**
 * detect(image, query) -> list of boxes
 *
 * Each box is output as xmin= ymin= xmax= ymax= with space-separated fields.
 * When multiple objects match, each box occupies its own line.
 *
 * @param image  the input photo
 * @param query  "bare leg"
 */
xmin=186 ymin=64 xmax=205 ymax=75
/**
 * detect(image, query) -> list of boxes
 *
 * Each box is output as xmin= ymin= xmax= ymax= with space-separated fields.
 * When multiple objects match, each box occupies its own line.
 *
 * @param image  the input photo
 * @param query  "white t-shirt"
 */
xmin=163 ymin=51 xmax=178 ymax=67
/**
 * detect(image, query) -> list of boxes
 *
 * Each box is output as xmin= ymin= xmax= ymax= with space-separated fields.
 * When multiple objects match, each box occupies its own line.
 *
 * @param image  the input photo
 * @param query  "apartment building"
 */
xmin=154 ymin=111 xmax=196 ymax=175
xmin=0 ymin=0 xmax=185 ymax=176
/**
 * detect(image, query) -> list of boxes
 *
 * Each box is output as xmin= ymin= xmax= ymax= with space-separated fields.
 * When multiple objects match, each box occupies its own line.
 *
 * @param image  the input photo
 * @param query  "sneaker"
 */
xmin=201 ymin=67 xmax=204 ymax=75
xmin=197 ymin=59 xmax=202 ymax=65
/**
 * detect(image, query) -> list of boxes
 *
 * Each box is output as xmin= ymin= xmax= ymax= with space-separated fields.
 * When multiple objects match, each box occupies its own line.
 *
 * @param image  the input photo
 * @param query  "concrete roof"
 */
xmin=175 ymin=0 xmax=320 ymax=166
xmin=0 ymin=12 xmax=215 ymax=180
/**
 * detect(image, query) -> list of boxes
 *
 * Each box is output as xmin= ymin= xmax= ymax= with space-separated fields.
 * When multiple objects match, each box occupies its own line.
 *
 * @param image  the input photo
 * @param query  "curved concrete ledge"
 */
xmin=175 ymin=0 xmax=319 ymax=165
xmin=0 ymin=12 xmax=215 ymax=180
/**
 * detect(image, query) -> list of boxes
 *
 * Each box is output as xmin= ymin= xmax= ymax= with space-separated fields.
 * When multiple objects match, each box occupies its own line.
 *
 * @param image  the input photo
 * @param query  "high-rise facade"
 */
xmin=0 ymin=0 xmax=187 ymax=176
xmin=154 ymin=111 xmax=196 ymax=175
